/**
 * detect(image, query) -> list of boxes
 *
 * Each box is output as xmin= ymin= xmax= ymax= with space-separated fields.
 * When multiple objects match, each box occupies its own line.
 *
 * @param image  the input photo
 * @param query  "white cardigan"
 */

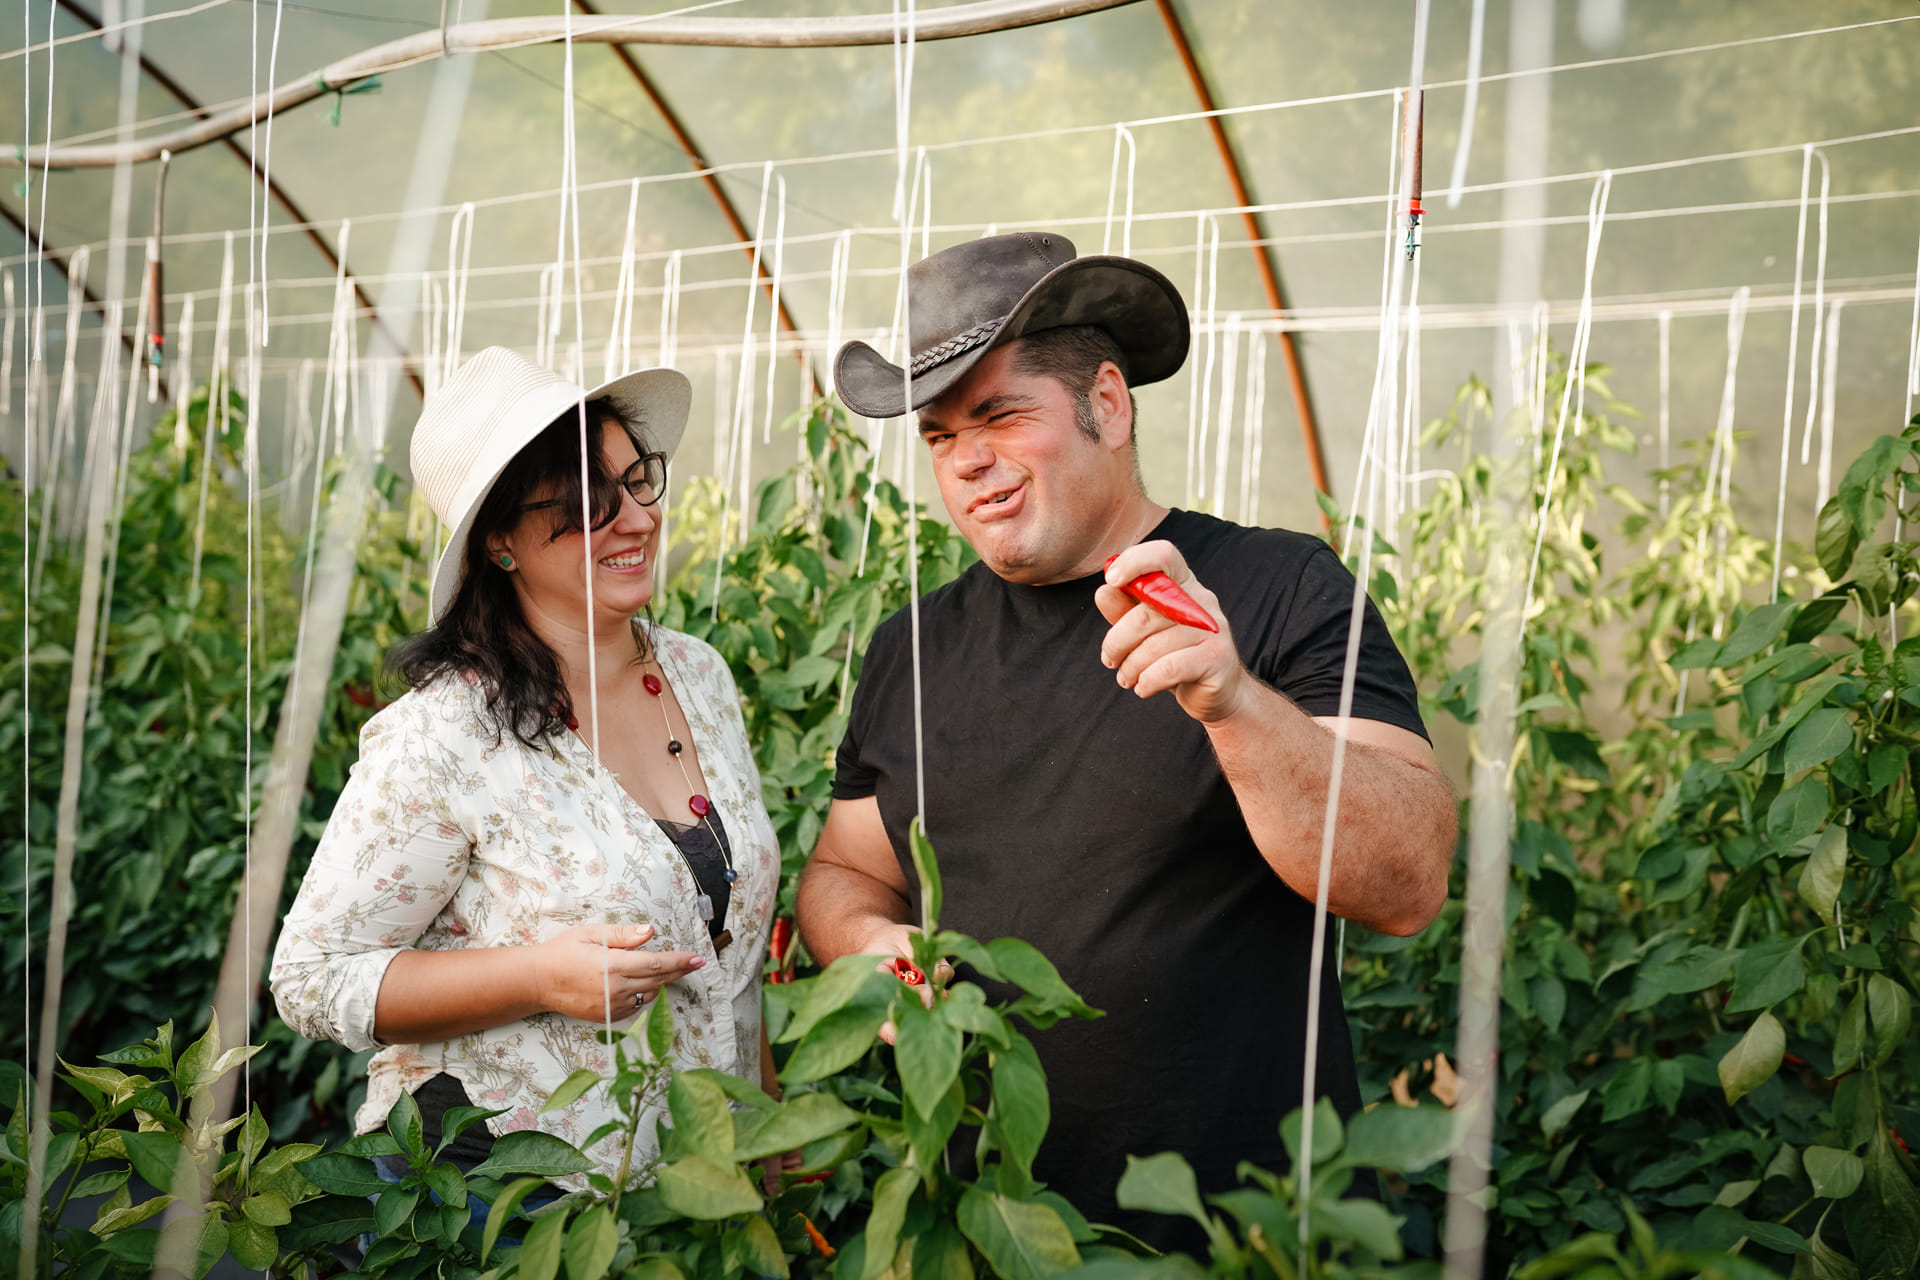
xmin=270 ymin=627 xmax=778 ymax=1181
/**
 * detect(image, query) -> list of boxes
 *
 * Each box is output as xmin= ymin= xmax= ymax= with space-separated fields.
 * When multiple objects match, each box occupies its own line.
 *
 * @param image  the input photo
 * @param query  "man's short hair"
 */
xmin=1009 ymin=325 xmax=1140 ymax=445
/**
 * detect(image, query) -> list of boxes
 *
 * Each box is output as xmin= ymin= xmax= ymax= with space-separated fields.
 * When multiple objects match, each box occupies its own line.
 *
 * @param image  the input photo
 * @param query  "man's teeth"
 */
xmin=985 ymin=491 xmax=1012 ymax=505
xmin=601 ymin=552 xmax=647 ymax=568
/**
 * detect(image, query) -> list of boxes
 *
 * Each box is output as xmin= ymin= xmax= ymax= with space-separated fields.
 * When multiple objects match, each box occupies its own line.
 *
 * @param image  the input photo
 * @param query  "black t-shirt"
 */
xmin=832 ymin=509 xmax=1427 ymax=1246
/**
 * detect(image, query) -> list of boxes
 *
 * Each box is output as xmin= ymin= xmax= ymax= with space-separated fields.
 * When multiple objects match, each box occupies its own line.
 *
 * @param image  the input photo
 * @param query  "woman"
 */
xmin=272 ymin=347 xmax=780 ymax=1186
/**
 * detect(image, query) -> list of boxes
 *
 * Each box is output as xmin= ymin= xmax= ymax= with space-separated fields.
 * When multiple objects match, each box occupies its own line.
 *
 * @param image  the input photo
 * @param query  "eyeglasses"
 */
xmin=519 ymin=451 xmax=668 ymax=526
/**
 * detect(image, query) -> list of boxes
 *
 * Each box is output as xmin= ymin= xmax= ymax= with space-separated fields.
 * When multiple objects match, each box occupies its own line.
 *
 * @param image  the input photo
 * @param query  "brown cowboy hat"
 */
xmin=834 ymin=231 xmax=1190 ymax=420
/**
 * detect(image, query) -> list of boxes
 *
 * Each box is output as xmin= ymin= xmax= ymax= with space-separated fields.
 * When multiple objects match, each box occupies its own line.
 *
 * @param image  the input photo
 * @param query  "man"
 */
xmin=797 ymin=232 xmax=1455 ymax=1245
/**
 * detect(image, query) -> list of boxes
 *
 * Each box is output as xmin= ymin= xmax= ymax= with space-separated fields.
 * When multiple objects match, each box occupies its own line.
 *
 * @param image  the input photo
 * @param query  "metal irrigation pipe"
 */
xmin=5 ymin=0 xmax=1144 ymax=171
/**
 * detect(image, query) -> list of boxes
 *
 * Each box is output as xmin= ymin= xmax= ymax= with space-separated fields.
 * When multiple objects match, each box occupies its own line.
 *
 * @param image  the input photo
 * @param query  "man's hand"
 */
xmin=1097 ymin=540 xmax=1247 ymax=723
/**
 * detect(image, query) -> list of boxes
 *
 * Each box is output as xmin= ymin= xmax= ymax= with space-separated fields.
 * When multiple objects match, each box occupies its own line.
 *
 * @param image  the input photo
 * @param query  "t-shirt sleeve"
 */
xmin=1253 ymin=542 xmax=1428 ymax=742
xmin=831 ymin=620 xmax=895 ymax=801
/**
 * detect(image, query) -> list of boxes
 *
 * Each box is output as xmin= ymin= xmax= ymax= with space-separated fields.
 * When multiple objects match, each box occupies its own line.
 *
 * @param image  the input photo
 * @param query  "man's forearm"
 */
xmin=795 ymin=859 xmax=914 ymax=966
xmin=1204 ymin=680 xmax=1454 ymax=936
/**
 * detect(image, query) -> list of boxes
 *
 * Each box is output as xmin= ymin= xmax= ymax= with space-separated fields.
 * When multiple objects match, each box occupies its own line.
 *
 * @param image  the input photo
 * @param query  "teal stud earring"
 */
xmin=498 ymin=553 xmax=514 ymax=569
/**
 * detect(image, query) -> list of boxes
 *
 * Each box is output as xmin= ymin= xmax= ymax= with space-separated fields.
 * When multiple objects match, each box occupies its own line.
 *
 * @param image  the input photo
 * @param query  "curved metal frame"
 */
xmin=9 ymin=0 xmax=1144 ymax=170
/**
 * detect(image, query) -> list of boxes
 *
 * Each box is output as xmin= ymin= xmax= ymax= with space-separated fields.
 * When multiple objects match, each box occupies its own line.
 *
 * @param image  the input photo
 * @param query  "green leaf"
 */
xmin=1790 ymin=592 xmax=1851 ymax=644
xmin=910 ymin=816 xmax=943 ymax=934
xmin=228 ymin=1216 xmax=278 ymax=1271
xmin=1728 ymin=936 xmax=1808 ymax=1013
xmin=374 ymin=1185 xmax=420 ymax=1238
xmin=542 ymin=1068 xmax=603 ymax=1114
xmin=1816 ymin=497 xmax=1862 ymax=579
xmin=667 ymin=1071 xmax=737 ymax=1163
xmin=957 ymin=1188 xmax=1081 ymax=1280
xmin=564 ymin=1205 xmax=619 ymax=1280
xmin=482 ymin=1176 xmax=550 ymax=1264
xmin=905 ymin=1076 xmax=966 ymax=1172
xmin=654 ymin=1154 xmax=762 ymax=1220
xmin=894 ymin=1001 xmax=963 ymax=1123
xmin=426 ymin=1161 xmax=468 ymax=1211
xmin=121 ymin=1131 xmax=188 ymax=1194
xmin=1341 ymin=1104 xmax=1456 ymax=1172
xmin=388 ymin=1086 xmax=425 ymax=1156
xmin=1306 ymin=1198 xmax=1403 ymax=1258
xmin=514 ymin=1205 xmax=569 ymax=1280
xmin=1784 ymin=708 xmax=1854 ymax=775
xmin=644 ymin=992 xmax=677 ymax=1062
xmin=1601 ymin=1058 xmax=1652 ymax=1122
xmin=1846 ymin=1121 xmax=1920 ymax=1280
xmin=779 ymin=954 xmax=896 ymax=1045
xmin=93 ymin=1195 xmax=176 ymax=1236
xmin=291 ymin=1153 xmax=387 ymax=1197
xmin=912 ymin=1220 xmax=978 ymax=1280
xmin=1767 ymin=777 xmax=1829 ymax=850
xmin=780 ymin=1004 xmax=888 ymax=1085
xmin=1719 ymin=601 xmax=1799 ymax=667
xmin=728 ymin=1213 xmax=791 ymax=1279
xmin=985 ymin=938 xmax=1099 ymax=1024
xmin=1800 ymin=825 xmax=1849 ymax=926
xmin=337 ymin=1132 xmax=405 ymax=1158
xmin=240 ymin=1192 xmax=292 ymax=1227
xmin=730 ymin=1091 xmax=863 ymax=1163
xmin=1867 ymin=974 xmax=1912 ymax=1063
xmin=1115 ymin=1152 xmax=1208 ymax=1225
xmin=1868 ymin=742 xmax=1911 ymax=794
xmin=1652 ymin=1059 xmax=1685 ymax=1114
xmin=1804 ymin=1146 xmax=1866 ymax=1200
xmin=1279 ymin=1097 xmax=1344 ymax=1169
xmin=468 ymin=1129 xmax=596 ymax=1179
xmin=1669 ymin=638 xmax=1725 ymax=670
xmin=861 ymin=1167 xmax=917 ymax=1280
xmin=1833 ymin=992 xmax=1868 ymax=1076
xmin=1718 ymin=1011 xmax=1784 ymax=1105
xmin=1541 ymin=1090 xmax=1588 ymax=1140
xmin=989 ymin=1035 xmax=1050 ymax=1177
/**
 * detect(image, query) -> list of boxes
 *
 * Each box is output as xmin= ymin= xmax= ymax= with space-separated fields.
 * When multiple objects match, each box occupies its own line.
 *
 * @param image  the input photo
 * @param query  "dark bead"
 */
xmin=566 ymin=717 xmax=578 ymax=731
xmin=689 ymin=794 xmax=711 ymax=818
xmin=667 ymin=739 xmax=683 ymax=756
xmin=723 ymin=869 xmax=739 ymax=885
xmin=642 ymin=674 xmax=662 ymax=696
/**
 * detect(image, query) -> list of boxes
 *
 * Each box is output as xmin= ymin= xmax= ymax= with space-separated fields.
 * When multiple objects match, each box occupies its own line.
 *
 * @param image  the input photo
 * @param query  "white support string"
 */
xmin=445 ymin=203 xmax=475 ymax=382
xmin=1657 ymin=309 xmax=1672 ymax=518
xmin=1522 ymin=172 xmax=1613 ymax=628
xmin=1103 ymin=124 xmax=1137 ymax=256
xmin=1 ymin=271 xmax=13 ymax=423
xmin=1700 ymin=286 xmax=1751 ymax=618
xmin=1770 ymin=147 xmax=1817 ymax=602
xmin=1210 ymin=312 xmax=1240 ymax=514
xmin=32 ymin=246 xmax=87 ymax=585
xmin=1905 ymin=231 xmax=1920 ymax=424
xmin=189 ymin=232 xmax=236 ymax=601
xmin=1816 ymin=299 xmax=1843 ymax=514
xmin=823 ymin=230 xmax=851 ymax=396
xmin=762 ymin=170 xmax=788 ymax=445
xmin=606 ymin=178 xmax=639 ymax=382
xmin=658 ymin=249 xmax=682 ymax=369
xmin=257 ymin=0 xmax=284 ymax=345
xmin=1299 ymin=70 xmax=1418 ymax=1238
xmin=1240 ymin=326 xmax=1267 ymax=526
xmin=1397 ymin=241 xmax=1425 ymax=538
xmin=1444 ymin=0 xmax=1486 ymax=208
xmin=1184 ymin=211 xmax=1206 ymax=508
xmin=888 ymin=0 xmax=927 ymax=854
xmin=712 ymin=161 xmax=773 ymax=619
xmin=1190 ymin=214 xmax=1222 ymax=506
xmin=1798 ymin=152 xmax=1832 ymax=466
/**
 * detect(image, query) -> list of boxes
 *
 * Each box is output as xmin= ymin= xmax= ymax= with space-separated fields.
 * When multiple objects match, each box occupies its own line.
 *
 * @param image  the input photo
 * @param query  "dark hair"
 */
xmin=1009 ymin=325 xmax=1139 ymax=444
xmin=390 ymin=398 xmax=653 ymax=748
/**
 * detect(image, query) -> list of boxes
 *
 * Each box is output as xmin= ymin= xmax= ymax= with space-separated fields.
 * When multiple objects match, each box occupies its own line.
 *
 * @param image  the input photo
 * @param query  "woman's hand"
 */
xmin=532 ymin=923 xmax=705 ymax=1021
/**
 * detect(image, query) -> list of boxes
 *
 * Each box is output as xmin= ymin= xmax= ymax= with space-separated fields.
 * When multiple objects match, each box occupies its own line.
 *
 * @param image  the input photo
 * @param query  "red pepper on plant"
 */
xmin=768 ymin=918 xmax=795 ymax=984
xmin=1104 ymin=556 xmax=1218 ymax=633
xmin=798 ymin=1213 xmax=835 ymax=1258
xmin=891 ymin=957 xmax=926 ymax=986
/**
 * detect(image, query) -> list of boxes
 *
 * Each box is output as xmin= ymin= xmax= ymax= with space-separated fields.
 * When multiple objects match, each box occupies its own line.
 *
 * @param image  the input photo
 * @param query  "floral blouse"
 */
xmin=270 ymin=627 xmax=778 ymax=1183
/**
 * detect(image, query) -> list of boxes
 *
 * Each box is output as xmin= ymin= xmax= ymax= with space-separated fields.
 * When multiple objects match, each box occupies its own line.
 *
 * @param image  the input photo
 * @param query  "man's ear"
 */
xmin=1090 ymin=360 xmax=1133 ymax=451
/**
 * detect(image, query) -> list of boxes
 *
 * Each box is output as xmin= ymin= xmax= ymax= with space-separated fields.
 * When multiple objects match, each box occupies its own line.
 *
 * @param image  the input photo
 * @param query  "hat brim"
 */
xmin=834 ymin=255 xmax=1190 ymax=420
xmin=427 ymin=366 xmax=692 ymax=623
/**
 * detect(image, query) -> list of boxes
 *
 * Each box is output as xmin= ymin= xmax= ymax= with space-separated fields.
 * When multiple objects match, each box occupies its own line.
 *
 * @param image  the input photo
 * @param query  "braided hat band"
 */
xmin=908 ymin=317 xmax=1007 ymax=378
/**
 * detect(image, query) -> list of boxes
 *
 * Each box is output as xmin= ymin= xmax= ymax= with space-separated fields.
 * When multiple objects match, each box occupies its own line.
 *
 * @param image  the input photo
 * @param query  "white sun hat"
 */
xmin=412 ymin=346 xmax=692 ymax=623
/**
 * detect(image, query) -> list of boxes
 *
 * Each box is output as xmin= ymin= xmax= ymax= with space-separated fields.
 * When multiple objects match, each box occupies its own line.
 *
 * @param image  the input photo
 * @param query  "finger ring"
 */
xmin=634 ymin=990 xmax=647 ymax=1009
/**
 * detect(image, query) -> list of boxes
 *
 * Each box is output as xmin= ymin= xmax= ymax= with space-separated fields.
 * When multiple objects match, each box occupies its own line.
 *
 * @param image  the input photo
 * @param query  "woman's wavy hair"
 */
xmin=390 ymin=398 xmax=656 ymax=747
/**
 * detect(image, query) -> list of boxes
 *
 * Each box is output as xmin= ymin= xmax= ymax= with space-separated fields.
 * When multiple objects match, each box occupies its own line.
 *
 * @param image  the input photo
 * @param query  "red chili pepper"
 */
xmin=799 ymin=1213 xmax=835 ymax=1258
xmin=891 ymin=957 xmax=926 ymax=987
xmin=1104 ymin=556 xmax=1218 ymax=633
xmin=1895 ymin=1128 xmax=1911 ymax=1157
xmin=793 ymin=1170 xmax=833 ymax=1185
xmin=770 ymin=918 xmax=792 ymax=962
xmin=1783 ymin=1053 xmax=1809 ymax=1069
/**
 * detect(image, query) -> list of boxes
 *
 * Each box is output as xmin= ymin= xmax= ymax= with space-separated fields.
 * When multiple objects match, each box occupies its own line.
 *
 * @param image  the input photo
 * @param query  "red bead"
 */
xmin=688 ymin=794 xmax=711 ymax=818
xmin=643 ymin=674 xmax=662 ymax=696
xmin=567 ymin=717 xmax=578 ymax=731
